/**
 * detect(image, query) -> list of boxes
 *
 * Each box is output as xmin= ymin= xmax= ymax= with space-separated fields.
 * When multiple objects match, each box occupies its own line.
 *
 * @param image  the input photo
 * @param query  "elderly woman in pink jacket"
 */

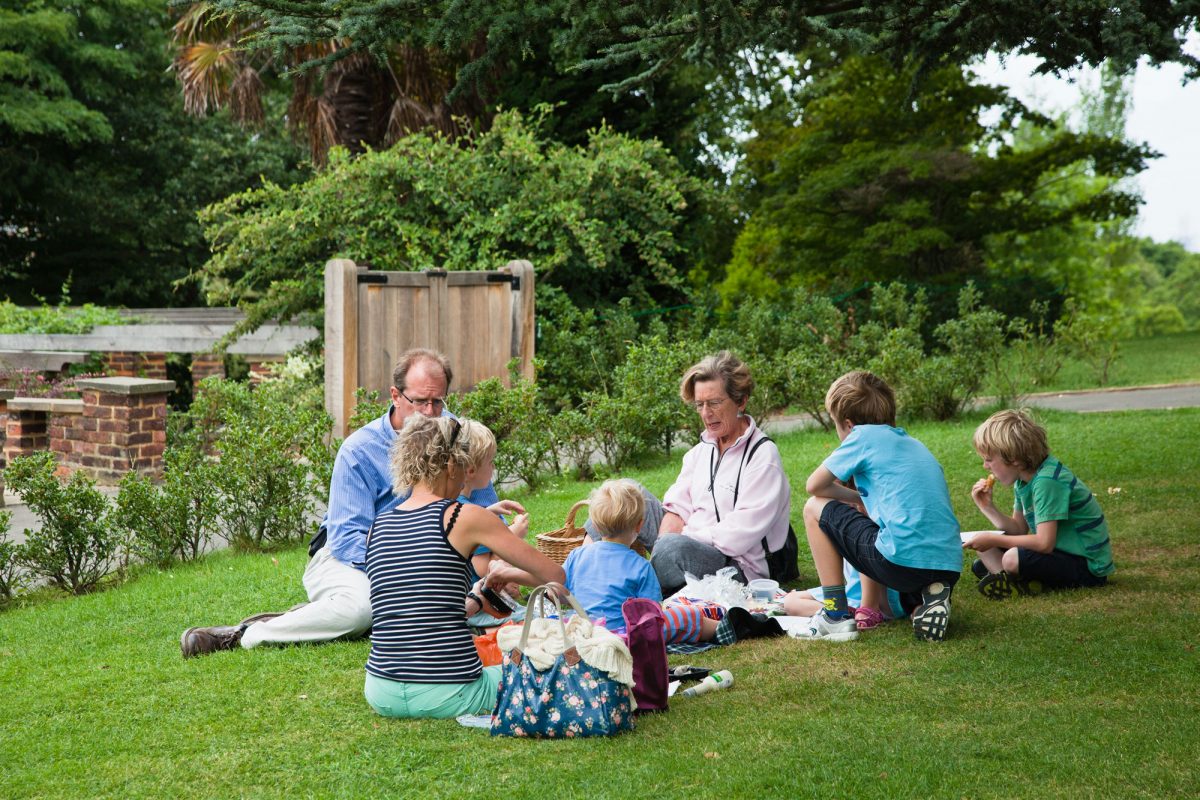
xmin=582 ymin=351 xmax=797 ymax=596
xmin=650 ymin=351 xmax=796 ymax=595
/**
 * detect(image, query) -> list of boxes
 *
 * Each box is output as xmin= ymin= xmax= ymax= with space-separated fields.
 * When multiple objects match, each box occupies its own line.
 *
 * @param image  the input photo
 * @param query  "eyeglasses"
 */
xmin=400 ymin=391 xmax=446 ymax=410
xmin=447 ymin=418 xmax=462 ymax=447
xmin=692 ymin=397 xmax=730 ymax=411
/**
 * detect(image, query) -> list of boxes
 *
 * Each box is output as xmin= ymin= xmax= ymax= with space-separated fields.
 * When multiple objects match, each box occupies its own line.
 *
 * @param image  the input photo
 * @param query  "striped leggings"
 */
xmin=661 ymin=599 xmax=725 ymax=644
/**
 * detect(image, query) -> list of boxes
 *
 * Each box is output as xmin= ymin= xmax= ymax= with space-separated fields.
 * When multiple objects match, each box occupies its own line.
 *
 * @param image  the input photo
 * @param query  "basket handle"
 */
xmin=563 ymin=499 xmax=589 ymax=534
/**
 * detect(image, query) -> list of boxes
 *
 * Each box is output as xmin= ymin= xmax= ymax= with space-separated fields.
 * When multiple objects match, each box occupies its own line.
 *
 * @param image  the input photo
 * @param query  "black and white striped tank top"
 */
xmin=365 ymin=498 xmax=481 ymax=684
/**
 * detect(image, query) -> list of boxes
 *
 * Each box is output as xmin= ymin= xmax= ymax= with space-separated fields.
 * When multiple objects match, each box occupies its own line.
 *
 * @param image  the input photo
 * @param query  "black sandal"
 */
xmin=668 ymin=665 xmax=711 ymax=683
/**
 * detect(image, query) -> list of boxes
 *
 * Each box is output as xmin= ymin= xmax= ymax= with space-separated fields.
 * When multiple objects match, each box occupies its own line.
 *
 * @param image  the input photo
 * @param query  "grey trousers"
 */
xmin=650 ymin=534 xmax=745 ymax=597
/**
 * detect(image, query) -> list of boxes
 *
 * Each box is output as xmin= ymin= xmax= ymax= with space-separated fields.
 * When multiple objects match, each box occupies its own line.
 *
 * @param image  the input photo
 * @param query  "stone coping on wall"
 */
xmin=7 ymin=397 xmax=84 ymax=414
xmin=74 ymin=377 xmax=176 ymax=396
xmin=0 ymin=322 xmax=316 ymax=356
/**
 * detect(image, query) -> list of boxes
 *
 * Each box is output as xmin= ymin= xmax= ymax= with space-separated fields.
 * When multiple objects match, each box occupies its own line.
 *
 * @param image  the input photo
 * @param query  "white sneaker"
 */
xmin=791 ymin=612 xmax=859 ymax=642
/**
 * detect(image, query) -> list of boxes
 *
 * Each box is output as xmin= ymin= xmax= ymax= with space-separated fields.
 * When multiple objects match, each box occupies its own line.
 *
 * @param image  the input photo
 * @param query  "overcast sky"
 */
xmin=974 ymin=38 xmax=1200 ymax=251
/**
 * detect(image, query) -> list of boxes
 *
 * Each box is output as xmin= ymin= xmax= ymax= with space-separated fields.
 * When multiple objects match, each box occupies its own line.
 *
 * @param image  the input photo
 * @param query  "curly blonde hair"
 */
xmin=973 ymin=409 xmax=1049 ymax=471
xmin=389 ymin=415 xmax=494 ymax=494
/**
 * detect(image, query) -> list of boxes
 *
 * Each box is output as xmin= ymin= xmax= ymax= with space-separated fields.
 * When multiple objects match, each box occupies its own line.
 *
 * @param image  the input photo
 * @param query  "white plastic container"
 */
xmin=747 ymin=578 xmax=779 ymax=602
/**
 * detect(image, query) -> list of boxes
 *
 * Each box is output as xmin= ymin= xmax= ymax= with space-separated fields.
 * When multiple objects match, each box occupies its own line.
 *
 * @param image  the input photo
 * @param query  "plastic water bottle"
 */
xmin=680 ymin=670 xmax=734 ymax=697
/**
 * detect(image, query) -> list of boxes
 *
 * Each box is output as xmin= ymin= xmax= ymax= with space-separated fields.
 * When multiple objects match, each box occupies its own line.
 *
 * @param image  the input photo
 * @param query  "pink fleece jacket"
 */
xmin=661 ymin=416 xmax=792 ymax=580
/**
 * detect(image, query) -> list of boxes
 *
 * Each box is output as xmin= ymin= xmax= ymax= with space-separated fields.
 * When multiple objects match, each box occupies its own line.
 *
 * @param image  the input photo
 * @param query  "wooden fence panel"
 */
xmin=325 ymin=260 xmax=534 ymax=437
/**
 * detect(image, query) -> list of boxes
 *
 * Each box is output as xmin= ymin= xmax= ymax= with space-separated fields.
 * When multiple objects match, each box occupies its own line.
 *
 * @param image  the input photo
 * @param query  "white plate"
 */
xmin=960 ymin=530 xmax=1004 ymax=543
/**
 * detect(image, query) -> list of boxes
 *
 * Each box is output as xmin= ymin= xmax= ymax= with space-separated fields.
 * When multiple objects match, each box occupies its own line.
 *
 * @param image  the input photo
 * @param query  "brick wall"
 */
xmin=190 ymin=352 xmax=225 ymax=382
xmin=104 ymin=351 xmax=169 ymax=380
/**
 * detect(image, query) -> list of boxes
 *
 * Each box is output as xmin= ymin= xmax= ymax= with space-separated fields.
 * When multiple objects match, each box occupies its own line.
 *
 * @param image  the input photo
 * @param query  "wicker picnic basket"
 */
xmin=535 ymin=500 xmax=649 ymax=564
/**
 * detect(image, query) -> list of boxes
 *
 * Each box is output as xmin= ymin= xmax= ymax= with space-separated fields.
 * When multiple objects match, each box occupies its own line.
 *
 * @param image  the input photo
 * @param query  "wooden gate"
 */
xmin=324 ymin=259 xmax=535 ymax=437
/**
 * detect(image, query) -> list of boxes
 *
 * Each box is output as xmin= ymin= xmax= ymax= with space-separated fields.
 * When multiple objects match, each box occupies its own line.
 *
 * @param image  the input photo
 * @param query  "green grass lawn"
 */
xmin=996 ymin=330 xmax=1200 ymax=395
xmin=2 ymin=408 xmax=1198 ymax=799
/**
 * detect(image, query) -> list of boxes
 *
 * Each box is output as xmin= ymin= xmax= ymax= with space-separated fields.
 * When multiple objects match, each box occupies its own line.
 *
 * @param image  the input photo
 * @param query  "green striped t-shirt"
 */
xmin=1013 ymin=456 xmax=1115 ymax=577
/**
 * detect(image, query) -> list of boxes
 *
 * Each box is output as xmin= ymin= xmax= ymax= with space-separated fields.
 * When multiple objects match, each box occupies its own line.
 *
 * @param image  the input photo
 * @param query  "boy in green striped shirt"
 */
xmin=963 ymin=410 xmax=1115 ymax=599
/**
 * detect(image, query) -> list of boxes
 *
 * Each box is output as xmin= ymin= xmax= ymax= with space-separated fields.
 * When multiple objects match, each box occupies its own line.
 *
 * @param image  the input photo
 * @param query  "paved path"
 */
xmin=5 ymin=383 xmax=1199 ymax=547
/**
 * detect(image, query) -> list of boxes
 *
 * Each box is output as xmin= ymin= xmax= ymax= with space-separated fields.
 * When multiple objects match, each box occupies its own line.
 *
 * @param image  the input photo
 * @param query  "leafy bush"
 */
xmin=452 ymin=366 xmax=554 ymax=488
xmin=0 ymin=513 xmax=25 ymax=601
xmin=548 ymin=408 xmax=597 ymax=480
xmin=180 ymin=378 xmax=333 ymax=550
xmin=114 ymin=436 xmax=222 ymax=568
xmin=535 ymin=287 xmax=640 ymax=411
xmin=0 ymin=369 xmax=107 ymax=398
xmin=1133 ymin=304 xmax=1187 ymax=337
xmin=1055 ymin=301 xmax=1130 ymax=386
xmin=0 ymin=284 xmax=127 ymax=334
xmin=347 ymin=387 xmax=390 ymax=432
xmin=985 ymin=301 xmax=1066 ymax=404
xmin=198 ymin=107 xmax=707 ymax=337
xmin=5 ymin=452 xmax=118 ymax=595
xmin=585 ymin=334 xmax=700 ymax=470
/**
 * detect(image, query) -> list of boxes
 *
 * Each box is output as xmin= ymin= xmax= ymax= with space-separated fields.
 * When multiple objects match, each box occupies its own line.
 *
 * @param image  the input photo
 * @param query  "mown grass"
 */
xmin=994 ymin=330 xmax=1200 ymax=395
xmin=2 ymin=408 xmax=1198 ymax=799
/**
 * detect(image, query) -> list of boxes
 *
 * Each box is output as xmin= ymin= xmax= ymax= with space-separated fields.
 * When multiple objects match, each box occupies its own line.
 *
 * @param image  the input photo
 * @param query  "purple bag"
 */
xmin=621 ymin=598 xmax=669 ymax=714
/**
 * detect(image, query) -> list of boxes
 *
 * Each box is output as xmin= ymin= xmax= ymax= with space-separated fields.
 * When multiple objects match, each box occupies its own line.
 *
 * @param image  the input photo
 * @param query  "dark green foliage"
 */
xmin=584 ymin=333 xmax=702 ymax=469
xmin=534 ymin=287 xmax=640 ymax=412
xmin=451 ymin=367 xmax=554 ymax=489
xmin=0 ymin=0 xmax=305 ymax=306
xmin=4 ymin=452 xmax=118 ymax=595
xmin=723 ymin=56 xmax=1154 ymax=313
xmin=1134 ymin=239 xmax=1200 ymax=331
xmin=196 ymin=1 xmax=1200 ymax=96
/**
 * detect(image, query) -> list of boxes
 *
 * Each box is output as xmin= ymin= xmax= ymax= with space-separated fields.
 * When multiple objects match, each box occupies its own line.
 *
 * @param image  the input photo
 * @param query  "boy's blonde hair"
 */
xmin=973 ymin=409 xmax=1049 ymax=471
xmin=389 ymin=415 xmax=494 ymax=493
xmin=825 ymin=370 xmax=896 ymax=426
xmin=588 ymin=479 xmax=645 ymax=540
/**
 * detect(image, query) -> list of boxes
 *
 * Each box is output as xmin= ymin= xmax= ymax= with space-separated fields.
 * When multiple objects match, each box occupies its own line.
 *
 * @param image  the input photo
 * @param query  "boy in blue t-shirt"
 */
xmin=566 ymin=479 xmax=780 ymax=644
xmin=797 ymin=371 xmax=962 ymax=642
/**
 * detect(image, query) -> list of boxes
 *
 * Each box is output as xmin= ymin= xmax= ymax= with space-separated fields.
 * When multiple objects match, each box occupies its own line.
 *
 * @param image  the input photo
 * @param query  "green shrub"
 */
xmin=1133 ymin=303 xmax=1187 ymax=337
xmin=585 ymin=334 xmax=699 ymax=470
xmin=0 ymin=281 xmax=127 ymax=334
xmin=1055 ymin=301 xmax=1130 ymax=386
xmin=0 ymin=513 xmax=25 ymax=601
xmin=114 ymin=437 xmax=222 ymax=568
xmin=181 ymin=378 xmax=333 ymax=550
xmin=5 ymin=452 xmax=118 ymax=595
xmin=986 ymin=301 xmax=1066 ymax=404
xmin=348 ymin=387 xmax=390 ymax=432
xmin=535 ymin=287 xmax=640 ymax=411
xmin=548 ymin=408 xmax=597 ymax=480
xmin=451 ymin=366 xmax=554 ymax=488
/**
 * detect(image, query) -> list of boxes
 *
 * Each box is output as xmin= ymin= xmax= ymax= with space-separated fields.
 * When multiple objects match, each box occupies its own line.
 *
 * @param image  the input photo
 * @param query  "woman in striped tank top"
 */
xmin=364 ymin=414 xmax=565 ymax=720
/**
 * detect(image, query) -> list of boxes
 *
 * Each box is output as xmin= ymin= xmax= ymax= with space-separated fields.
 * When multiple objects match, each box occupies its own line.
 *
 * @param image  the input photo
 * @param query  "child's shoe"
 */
xmin=977 ymin=571 xmax=1041 ymax=600
xmin=912 ymin=581 xmax=952 ymax=642
xmin=854 ymin=606 xmax=886 ymax=631
xmin=970 ymin=559 xmax=988 ymax=580
xmin=793 ymin=611 xmax=859 ymax=641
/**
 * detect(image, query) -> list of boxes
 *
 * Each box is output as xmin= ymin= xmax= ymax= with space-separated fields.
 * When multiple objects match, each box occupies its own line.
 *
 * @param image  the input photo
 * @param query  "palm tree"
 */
xmin=170 ymin=3 xmax=489 ymax=163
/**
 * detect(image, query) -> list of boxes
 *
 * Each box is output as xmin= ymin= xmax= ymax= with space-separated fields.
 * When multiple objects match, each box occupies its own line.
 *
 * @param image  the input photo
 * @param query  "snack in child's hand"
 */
xmin=984 ymin=474 xmax=996 ymax=490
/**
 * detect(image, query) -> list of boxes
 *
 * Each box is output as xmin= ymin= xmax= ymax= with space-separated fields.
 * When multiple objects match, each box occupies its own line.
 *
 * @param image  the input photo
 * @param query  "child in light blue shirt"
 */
xmin=796 ymin=371 xmax=961 ymax=643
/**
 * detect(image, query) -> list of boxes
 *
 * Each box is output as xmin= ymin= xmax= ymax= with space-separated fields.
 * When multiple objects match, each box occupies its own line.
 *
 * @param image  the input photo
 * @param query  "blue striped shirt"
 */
xmin=366 ymin=499 xmax=481 ymax=683
xmin=324 ymin=409 xmax=499 ymax=570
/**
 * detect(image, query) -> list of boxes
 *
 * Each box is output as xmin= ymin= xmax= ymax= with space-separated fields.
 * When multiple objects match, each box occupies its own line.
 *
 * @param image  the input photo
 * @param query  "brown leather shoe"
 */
xmin=181 ymin=624 xmax=246 ymax=658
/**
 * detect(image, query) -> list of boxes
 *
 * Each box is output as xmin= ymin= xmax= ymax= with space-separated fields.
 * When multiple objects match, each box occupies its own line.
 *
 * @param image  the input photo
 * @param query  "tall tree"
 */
xmin=191 ymin=1 xmax=1200 ymax=96
xmin=0 ymin=0 xmax=305 ymax=306
xmin=720 ymin=55 xmax=1154 ymax=317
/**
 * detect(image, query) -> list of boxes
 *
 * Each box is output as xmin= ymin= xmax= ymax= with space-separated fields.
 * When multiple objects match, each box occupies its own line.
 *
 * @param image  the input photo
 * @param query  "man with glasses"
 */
xmin=181 ymin=348 xmax=501 ymax=657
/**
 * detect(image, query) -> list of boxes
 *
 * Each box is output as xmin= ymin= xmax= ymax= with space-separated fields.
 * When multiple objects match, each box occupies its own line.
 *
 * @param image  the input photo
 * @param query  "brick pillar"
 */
xmin=103 ymin=351 xmax=168 ymax=380
xmin=74 ymin=377 xmax=175 ymax=483
xmin=5 ymin=408 xmax=48 ymax=463
xmin=190 ymin=353 xmax=225 ymax=383
xmin=0 ymin=389 xmax=11 ymax=505
xmin=47 ymin=400 xmax=85 ymax=475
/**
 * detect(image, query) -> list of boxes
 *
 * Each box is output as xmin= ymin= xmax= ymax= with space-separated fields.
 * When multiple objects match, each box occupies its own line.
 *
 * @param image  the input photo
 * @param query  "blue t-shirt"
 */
xmin=563 ymin=541 xmax=662 ymax=633
xmin=822 ymin=425 xmax=962 ymax=573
